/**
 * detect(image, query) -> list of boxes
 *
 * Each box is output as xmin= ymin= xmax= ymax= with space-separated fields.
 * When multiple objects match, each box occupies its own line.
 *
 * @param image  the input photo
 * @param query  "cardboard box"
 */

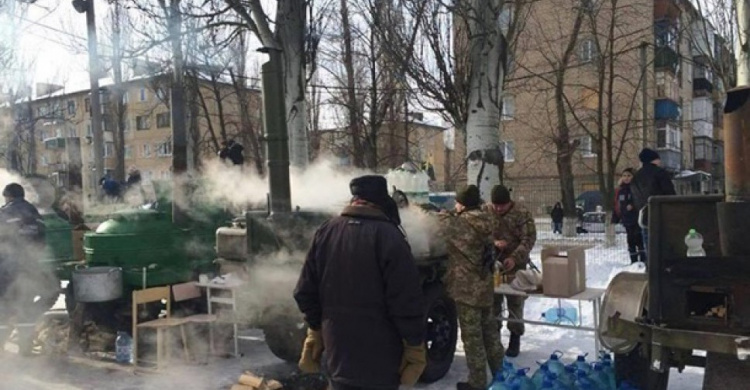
xmin=541 ymin=246 xmax=587 ymax=297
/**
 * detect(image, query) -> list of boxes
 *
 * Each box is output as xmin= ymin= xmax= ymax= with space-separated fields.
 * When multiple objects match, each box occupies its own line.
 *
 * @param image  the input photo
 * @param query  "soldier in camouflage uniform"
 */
xmin=436 ymin=185 xmax=504 ymax=390
xmin=487 ymin=185 xmax=537 ymax=357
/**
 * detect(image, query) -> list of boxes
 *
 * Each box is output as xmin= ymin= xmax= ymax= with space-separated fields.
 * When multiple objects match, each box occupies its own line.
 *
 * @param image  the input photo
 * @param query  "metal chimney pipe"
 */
xmin=260 ymin=49 xmax=292 ymax=214
xmin=717 ymin=86 xmax=750 ymax=255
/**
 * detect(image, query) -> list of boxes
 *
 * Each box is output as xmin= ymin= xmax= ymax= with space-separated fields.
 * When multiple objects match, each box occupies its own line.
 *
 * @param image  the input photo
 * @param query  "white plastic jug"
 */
xmin=685 ymin=229 xmax=706 ymax=257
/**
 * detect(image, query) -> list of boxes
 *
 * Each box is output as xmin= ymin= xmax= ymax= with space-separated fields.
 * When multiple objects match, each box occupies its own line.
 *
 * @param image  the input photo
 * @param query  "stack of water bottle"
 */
xmin=488 ymin=351 xmax=639 ymax=390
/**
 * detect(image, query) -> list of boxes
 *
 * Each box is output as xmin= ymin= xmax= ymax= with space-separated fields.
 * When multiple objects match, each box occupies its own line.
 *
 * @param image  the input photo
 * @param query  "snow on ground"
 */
xmin=1 ymin=232 xmax=705 ymax=389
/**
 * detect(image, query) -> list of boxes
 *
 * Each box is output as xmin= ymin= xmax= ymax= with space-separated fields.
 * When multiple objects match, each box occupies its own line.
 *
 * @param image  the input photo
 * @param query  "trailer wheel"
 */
xmin=419 ymin=283 xmax=458 ymax=383
xmin=615 ymin=344 xmax=669 ymax=390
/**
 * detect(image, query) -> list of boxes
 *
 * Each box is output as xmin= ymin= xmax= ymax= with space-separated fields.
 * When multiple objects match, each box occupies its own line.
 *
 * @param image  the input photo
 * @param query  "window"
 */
xmin=67 ymin=100 xmax=76 ymax=116
xmin=136 ymin=115 xmax=150 ymax=130
xmin=156 ymin=112 xmax=171 ymax=128
xmin=37 ymin=106 xmax=48 ymax=117
xmin=156 ymin=141 xmax=172 ymax=157
xmin=578 ymin=135 xmax=596 ymax=157
xmin=85 ymin=98 xmax=90 ymax=113
xmin=124 ymin=145 xmax=133 ymax=159
xmin=123 ymin=116 xmax=131 ymax=132
xmin=122 ymin=91 xmax=129 ymax=104
xmin=656 ymin=123 xmax=680 ymax=151
xmin=141 ymin=143 xmax=152 ymax=158
xmin=86 ymin=123 xmax=92 ymax=138
xmin=499 ymin=140 xmax=515 ymax=162
xmin=139 ymin=88 xmax=147 ymax=102
xmin=155 ymin=87 xmax=168 ymax=102
xmin=104 ymin=142 xmax=114 ymax=158
xmin=579 ymin=38 xmax=597 ymax=63
xmin=67 ymin=127 xmax=77 ymax=138
xmin=501 ymin=95 xmax=515 ymax=121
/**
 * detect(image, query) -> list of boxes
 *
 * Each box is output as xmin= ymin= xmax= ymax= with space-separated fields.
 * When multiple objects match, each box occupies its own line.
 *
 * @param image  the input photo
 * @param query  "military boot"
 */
xmin=506 ymin=333 xmax=521 ymax=357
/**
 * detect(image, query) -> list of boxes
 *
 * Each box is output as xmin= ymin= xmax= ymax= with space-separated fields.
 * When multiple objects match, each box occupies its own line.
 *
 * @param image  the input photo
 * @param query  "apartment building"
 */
xmin=0 ymin=75 xmax=261 ymax=201
xmin=485 ymin=0 xmax=729 ymax=214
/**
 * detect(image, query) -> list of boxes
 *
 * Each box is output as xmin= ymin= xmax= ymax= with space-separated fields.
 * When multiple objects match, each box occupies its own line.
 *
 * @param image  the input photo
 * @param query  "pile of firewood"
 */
xmin=230 ymin=372 xmax=283 ymax=390
xmin=705 ymin=305 xmax=727 ymax=319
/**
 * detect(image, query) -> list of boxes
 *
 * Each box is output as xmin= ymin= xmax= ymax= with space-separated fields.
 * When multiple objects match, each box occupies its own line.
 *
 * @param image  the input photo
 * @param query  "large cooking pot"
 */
xmin=72 ymin=266 xmax=123 ymax=302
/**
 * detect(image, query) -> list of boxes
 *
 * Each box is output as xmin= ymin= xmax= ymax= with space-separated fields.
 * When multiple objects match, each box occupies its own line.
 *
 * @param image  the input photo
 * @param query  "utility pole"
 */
xmin=73 ymin=0 xmax=104 ymax=198
xmin=640 ymin=42 xmax=649 ymax=148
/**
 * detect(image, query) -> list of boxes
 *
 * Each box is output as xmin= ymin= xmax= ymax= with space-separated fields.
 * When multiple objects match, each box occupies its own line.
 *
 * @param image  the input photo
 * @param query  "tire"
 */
xmin=615 ymin=343 xmax=669 ymax=390
xmin=419 ymin=283 xmax=458 ymax=383
xmin=263 ymin=318 xmax=307 ymax=363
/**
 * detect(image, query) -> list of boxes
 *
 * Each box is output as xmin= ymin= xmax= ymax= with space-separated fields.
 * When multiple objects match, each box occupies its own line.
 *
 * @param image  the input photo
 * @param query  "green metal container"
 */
xmin=40 ymin=211 xmax=75 ymax=279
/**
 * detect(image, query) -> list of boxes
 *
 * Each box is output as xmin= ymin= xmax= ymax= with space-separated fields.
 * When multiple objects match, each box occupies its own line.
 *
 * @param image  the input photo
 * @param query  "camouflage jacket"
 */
xmin=436 ymin=208 xmax=495 ymax=307
xmin=486 ymin=202 xmax=537 ymax=273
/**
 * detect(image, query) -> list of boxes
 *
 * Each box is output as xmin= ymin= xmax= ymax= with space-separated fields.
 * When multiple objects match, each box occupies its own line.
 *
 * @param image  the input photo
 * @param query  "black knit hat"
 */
xmin=350 ymin=175 xmax=401 ymax=224
xmin=456 ymin=185 xmax=481 ymax=208
xmin=2 ymin=183 xmax=24 ymax=199
xmin=491 ymin=185 xmax=511 ymax=205
xmin=639 ymin=148 xmax=660 ymax=164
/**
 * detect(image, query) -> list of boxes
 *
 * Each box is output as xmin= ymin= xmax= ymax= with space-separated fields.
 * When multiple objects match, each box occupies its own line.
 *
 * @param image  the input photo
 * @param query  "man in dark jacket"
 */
xmin=631 ymin=148 xmax=676 ymax=261
xmin=0 ymin=183 xmax=53 ymax=355
xmin=613 ymin=168 xmax=645 ymax=263
xmin=218 ymin=140 xmax=245 ymax=166
xmin=294 ymin=175 xmax=426 ymax=390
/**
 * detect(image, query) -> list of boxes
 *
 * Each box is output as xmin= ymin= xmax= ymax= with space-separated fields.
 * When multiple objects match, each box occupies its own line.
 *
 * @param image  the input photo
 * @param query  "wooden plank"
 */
xmin=133 ymin=286 xmax=170 ymax=305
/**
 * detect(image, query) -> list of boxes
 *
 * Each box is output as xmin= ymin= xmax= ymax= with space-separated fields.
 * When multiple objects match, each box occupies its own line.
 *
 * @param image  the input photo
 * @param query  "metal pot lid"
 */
xmin=599 ymin=272 xmax=648 ymax=354
xmin=73 ymin=266 xmax=122 ymax=274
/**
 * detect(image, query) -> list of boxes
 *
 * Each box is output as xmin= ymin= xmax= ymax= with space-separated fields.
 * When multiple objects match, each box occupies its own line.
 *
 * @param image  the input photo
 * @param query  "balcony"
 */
xmin=693 ymin=60 xmax=714 ymax=95
xmin=654 ymin=46 xmax=679 ymax=72
xmin=655 ymin=148 xmax=682 ymax=172
xmin=655 ymin=71 xmax=679 ymax=101
xmin=654 ymin=0 xmax=680 ymax=20
xmin=655 ymin=100 xmax=681 ymax=121
xmin=43 ymin=137 xmax=67 ymax=150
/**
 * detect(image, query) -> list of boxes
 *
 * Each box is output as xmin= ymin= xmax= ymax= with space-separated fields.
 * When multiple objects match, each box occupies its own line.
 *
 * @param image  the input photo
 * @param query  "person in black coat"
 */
xmin=550 ymin=202 xmax=564 ymax=234
xmin=294 ymin=175 xmax=426 ymax=390
xmin=0 ymin=183 xmax=56 ymax=355
xmin=613 ymin=168 xmax=645 ymax=263
xmin=631 ymin=148 xmax=676 ymax=261
xmin=219 ymin=140 xmax=245 ymax=166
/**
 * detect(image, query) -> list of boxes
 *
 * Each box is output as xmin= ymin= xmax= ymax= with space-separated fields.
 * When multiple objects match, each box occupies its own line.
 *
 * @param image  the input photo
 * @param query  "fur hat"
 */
xmin=456 ymin=185 xmax=481 ymax=208
xmin=639 ymin=148 xmax=660 ymax=164
xmin=491 ymin=185 xmax=511 ymax=205
xmin=350 ymin=175 xmax=401 ymax=224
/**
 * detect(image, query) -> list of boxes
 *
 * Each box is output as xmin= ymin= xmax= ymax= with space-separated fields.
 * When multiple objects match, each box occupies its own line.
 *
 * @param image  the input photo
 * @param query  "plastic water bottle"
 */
xmin=600 ymin=360 xmax=616 ymax=390
xmin=543 ymin=373 xmax=571 ymax=390
xmin=500 ymin=358 xmax=516 ymax=380
xmin=546 ymin=351 xmax=566 ymax=376
xmin=574 ymin=371 xmax=600 ymax=390
xmin=574 ymin=354 xmax=592 ymax=375
xmin=560 ymin=365 xmax=577 ymax=388
xmin=488 ymin=374 xmax=511 ymax=390
xmin=115 ymin=331 xmax=133 ymax=364
xmin=589 ymin=363 xmax=611 ymax=389
xmin=542 ymin=306 xmax=579 ymax=325
xmin=508 ymin=368 xmax=534 ymax=390
xmin=531 ymin=363 xmax=551 ymax=389
xmin=685 ymin=229 xmax=706 ymax=257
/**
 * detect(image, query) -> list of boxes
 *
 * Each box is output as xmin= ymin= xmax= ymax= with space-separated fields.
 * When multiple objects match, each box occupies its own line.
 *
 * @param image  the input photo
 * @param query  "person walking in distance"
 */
xmin=436 ymin=185 xmax=504 ymax=390
xmin=550 ymin=202 xmax=564 ymax=234
xmin=488 ymin=185 xmax=537 ymax=357
xmin=631 ymin=148 xmax=676 ymax=261
xmin=294 ymin=175 xmax=426 ymax=390
xmin=612 ymin=168 xmax=645 ymax=263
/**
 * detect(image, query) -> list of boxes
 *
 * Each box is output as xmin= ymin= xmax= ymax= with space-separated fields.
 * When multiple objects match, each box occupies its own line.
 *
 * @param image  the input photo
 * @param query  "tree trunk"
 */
xmin=276 ymin=0 xmax=308 ymax=169
xmin=464 ymin=0 xmax=505 ymax=198
xmin=737 ymin=0 xmax=750 ymax=86
xmin=340 ymin=0 xmax=364 ymax=168
xmin=111 ymin=2 xmax=126 ymax=182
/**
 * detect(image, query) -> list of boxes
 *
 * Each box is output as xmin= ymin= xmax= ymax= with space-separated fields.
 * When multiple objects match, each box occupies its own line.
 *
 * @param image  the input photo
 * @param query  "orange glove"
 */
xmin=298 ymin=328 xmax=324 ymax=373
xmin=400 ymin=341 xmax=427 ymax=386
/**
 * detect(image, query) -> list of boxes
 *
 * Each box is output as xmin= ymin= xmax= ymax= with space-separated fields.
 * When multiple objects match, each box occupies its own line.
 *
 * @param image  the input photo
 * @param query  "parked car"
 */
xmin=581 ymin=211 xmax=625 ymax=233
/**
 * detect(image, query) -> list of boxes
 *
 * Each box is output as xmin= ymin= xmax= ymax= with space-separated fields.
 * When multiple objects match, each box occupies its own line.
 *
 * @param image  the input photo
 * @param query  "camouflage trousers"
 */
xmin=493 ymin=294 xmax=526 ymax=336
xmin=457 ymin=303 xmax=504 ymax=389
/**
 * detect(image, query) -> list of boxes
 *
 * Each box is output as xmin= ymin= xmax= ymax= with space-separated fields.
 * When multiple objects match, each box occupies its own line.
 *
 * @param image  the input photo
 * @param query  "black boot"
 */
xmin=506 ymin=333 xmax=521 ymax=357
xmin=457 ymin=382 xmax=483 ymax=390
